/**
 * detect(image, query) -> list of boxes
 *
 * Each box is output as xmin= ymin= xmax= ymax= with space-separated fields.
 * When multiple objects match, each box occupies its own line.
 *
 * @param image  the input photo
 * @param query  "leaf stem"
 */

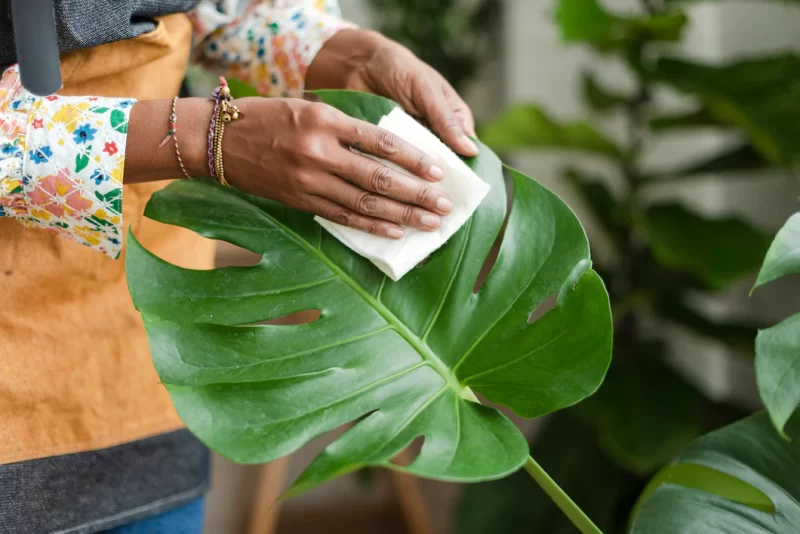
xmin=523 ymin=455 xmax=604 ymax=534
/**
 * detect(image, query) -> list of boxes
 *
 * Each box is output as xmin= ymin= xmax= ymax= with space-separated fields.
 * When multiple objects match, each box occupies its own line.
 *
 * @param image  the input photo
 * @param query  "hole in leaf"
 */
xmin=241 ymin=309 xmax=322 ymax=326
xmin=636 ymin=462 xmax=775 ymax=515
xmin=389 ymin=436 xmax=425 ymax=467
xmin=215 ymin=242 xmax=263 ymax=268
xmin=528 ymin=291 xmax=559 ymax=324
xmin=474 ymin=171 xmax=514 ymax=294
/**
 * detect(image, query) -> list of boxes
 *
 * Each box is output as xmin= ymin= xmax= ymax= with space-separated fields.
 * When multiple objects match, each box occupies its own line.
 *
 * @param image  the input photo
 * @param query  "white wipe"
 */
xmin=315 ymin=107 xmax=491 ymax=281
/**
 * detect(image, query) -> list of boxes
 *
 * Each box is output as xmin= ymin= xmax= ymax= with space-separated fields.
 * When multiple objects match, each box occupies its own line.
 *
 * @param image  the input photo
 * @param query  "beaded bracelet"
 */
xmin=208 ymin=77 xmax=242 ymax=187
xmin=158 ymin=96 xmax=193 ymax=181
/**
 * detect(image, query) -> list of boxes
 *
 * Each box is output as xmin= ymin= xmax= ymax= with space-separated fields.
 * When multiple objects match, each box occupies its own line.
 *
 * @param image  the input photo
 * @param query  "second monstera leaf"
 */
xmin=126 ymin=90 xmax=613 ymax=496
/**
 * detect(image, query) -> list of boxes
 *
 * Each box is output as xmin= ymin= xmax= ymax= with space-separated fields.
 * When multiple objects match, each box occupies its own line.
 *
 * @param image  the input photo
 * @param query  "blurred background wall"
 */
xmin=202 ymin=1 xmax=800 ymax=532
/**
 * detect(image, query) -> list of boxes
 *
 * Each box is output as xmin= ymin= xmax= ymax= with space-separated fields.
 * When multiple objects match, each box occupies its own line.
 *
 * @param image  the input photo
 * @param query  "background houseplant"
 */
xmin=457 ymin=0 xmax=799 ymax=531
xmin=144 ymin=0 xmax=800 ymax=532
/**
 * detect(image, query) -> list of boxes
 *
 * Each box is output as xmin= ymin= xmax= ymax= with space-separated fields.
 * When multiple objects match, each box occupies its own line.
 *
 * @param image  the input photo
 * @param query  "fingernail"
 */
xmin=436 ymin=196 xmax=453 ymax=214
xmin=461 ymin=135 xmax=478 ymax=154
xmin=421 ymin=214 xmax=440 ymax=229
xmin=429 ymin=165 xmax=444 ymax=180
xmin=386 ymin=227 xmax=405 ymax=239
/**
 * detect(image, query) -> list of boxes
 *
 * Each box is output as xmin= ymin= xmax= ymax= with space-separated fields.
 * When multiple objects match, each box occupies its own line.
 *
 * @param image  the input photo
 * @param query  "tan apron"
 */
xmin=0 ymin=14 xmax=216 ymax=465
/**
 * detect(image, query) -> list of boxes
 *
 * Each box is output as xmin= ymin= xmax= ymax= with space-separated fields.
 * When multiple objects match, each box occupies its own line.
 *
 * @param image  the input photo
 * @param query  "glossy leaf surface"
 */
xmin=126 ymin=91 xmax=613 ymax=496
xmin=630 ymin=413 xmax=800 ymax=534
xmin=754 ymin=213 xmax=800 ymax=436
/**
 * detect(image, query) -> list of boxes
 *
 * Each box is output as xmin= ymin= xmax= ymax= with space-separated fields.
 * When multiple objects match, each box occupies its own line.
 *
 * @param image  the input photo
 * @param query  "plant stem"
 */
xmin=523 ymin=456 xmax=604 ymax=534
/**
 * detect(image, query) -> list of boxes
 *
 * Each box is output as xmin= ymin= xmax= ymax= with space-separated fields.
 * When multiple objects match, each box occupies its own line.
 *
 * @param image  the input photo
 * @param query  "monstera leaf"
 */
xmin=630 ymin=412 xmax=800 ymax=533
xmin=753 ymin=213 xmax=800 ymax=437
xmin=126 ymin=90 xmax=613 ymax=499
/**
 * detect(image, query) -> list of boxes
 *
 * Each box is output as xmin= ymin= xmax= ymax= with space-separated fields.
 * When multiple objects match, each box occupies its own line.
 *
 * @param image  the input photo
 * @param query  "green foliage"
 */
xmin=644 ymin=203 xmax=772 ymax=288
xmin=479 ymin=104 xmax=624 ymax=161
xmin=644 ymin=143 xmax=771 ymax=181
xmin=582 ymin=72 xmax=628 ymax=113
xmin=753 ymin=213 xmax=800 ymax=437
xmin=556 ymin=0 xmax=687 ymax=51
xmin=458 ymin=412 xmax=639 ymax=534
xmin=630 ymin=413 xmax=800 ymax=533
xmin=654 ymin=55 xmax=800 ymax=164
xmin=470 ymin=0 xmax=800 ymax=530
xmin=366 ymin=0 xmax=499 ymax=90
xmin=578 ymin=347 xmax=707 ymax=475
xmin=127 ymin=91 xmax=613 ymax=498
xmin=755 ymin=213 xmax=800 ymax=289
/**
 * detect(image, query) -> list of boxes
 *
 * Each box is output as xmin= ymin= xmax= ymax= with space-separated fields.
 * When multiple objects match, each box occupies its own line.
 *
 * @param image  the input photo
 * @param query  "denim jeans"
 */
xmin=103 ymin=497 xmax=205 ymax=534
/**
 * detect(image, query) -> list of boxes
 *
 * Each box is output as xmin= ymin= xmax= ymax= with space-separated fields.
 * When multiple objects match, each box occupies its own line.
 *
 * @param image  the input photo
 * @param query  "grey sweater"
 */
xmin=0 ymin=0 xmax=201 ymax=68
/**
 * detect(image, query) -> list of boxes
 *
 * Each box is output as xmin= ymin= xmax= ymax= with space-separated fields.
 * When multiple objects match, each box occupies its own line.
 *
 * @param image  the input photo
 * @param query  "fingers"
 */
xmin=337 ymin=118 xmax=444 ymax=182
xmin=442 ymin=81 xmax=476 ymax=137
xmin=329 ymin=149 xmax=453 ymax=216
xmin=313 ymin=172 xmax=443 ymax=232
xmin=308 ymin=195 xmax=406 ymax=239
xmin=411 ymin=78 xmax=478 ymax=157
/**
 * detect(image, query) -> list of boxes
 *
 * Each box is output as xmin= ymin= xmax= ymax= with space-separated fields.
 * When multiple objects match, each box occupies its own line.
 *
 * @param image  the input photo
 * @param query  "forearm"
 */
xmin=124 ymin=98 xmax=214 ymax=184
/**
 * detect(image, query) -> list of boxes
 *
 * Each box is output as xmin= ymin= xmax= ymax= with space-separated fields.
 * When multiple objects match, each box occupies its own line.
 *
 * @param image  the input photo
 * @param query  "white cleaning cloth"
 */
xmin=315 ymin=107 xmax=491 ymax=281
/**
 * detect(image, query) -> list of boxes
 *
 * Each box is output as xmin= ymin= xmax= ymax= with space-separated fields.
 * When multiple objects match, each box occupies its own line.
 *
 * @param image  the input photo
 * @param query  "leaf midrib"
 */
xmin=269 ymin=216 xmax=472 ymax=398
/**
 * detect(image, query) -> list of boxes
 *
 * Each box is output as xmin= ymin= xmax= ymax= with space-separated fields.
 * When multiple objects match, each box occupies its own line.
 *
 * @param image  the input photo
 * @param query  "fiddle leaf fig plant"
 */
xmin=126 ymin=90 xmax=613 ymax=532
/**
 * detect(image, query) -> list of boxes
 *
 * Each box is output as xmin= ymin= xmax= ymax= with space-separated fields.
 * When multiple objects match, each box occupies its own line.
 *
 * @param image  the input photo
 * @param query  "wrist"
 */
xmin=306 ymin=28 xmax=389 ymax=90
xmin=176 ymin=97 xmax=215 ymax=178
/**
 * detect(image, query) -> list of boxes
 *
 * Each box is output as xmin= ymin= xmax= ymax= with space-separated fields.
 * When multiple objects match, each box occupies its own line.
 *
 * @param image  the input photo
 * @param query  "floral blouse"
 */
xmin=0 ymin=0 xmax=351 ymax=258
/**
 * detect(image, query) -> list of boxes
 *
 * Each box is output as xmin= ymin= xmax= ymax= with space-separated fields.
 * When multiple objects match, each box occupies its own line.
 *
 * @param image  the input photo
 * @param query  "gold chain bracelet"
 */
xmin=210 ymin=78 xmax=242 ymax=187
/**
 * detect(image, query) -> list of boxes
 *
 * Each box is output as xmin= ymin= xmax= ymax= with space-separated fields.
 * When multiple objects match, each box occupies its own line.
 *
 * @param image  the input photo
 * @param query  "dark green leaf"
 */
xmin=649 ymin=107 xmax=724 ymax=130
xmin=753 ymin=213 xmax=800 ymax=436
xmin=556 ymin=0 xmax=688 ymax=51
xmin=313 ymin=90 xmax=398 ymax=124
xmin=644 ymin=203 xmax=772 ymax=288
xmin=89 ymin=106 xmax=109 ymax=114
xmin=125 ymin=90 xmax=613 ymax=497
xmin=630 ymin=413 xmax=800 ymax=534
xmin=458 ymin=412 xmax=636 ymax=534
xmin=579 ymin=346 xmax=706 ymax=475
xmin=756 ymin=313 xmax=800 ymax=438
xmin=654 ymin=55 xmax=800 ymax=163
xmin=582 ymin=72 xmax=628 ymax=112
xmin=755 ymin=213 xmax=800 ymax=290
xmin=655 ymin=297 xmax=759 ymax=351
xmin=110 ymin=109 xmax=128 ymax=134
xmin=644 ymin=143 xmax=771 ymax=182
xmin=565 ymin=168 xmax=623 ymax=235
xmin=479 ymin=104 xmax=624 ymax=160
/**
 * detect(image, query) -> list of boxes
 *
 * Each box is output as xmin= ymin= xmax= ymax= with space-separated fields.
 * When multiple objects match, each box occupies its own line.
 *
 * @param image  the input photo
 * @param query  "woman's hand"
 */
xmin=201 ymin=97 xmax=453 ymax=239
xmin=307 ymin=29 xmax=479 ymax=157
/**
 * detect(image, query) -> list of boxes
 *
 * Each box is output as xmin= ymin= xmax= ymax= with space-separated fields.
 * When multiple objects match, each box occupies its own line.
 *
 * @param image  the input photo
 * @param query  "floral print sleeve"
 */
xmin=0 ymin=66 xmax=131 ymax=258
xmin=192 ymin=0 xmax=355 ymax=97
